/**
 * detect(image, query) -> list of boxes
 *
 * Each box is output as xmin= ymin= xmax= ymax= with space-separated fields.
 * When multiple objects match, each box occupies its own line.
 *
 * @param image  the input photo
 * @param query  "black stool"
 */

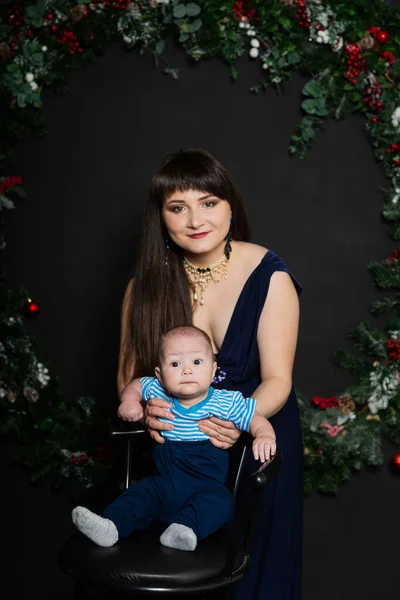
xmin=57 ymin=423 xmax=282 ymax=599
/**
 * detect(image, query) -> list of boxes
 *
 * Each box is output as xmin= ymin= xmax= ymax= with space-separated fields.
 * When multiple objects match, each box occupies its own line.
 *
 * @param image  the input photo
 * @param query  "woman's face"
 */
xmin=162 ymin=188 xmax=231 ymax=257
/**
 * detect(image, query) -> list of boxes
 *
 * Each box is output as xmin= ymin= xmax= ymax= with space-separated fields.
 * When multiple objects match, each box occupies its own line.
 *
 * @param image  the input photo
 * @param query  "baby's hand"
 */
xmin=252 ymin=434 xmax=277 ymax=463
xmin=118 ymin=399 xmax=144 ymax=422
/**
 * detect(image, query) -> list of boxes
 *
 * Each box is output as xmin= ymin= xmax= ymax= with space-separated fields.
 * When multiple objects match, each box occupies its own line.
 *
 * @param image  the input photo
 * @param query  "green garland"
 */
xmin=1 ymin=0 xmax=400 ymax=499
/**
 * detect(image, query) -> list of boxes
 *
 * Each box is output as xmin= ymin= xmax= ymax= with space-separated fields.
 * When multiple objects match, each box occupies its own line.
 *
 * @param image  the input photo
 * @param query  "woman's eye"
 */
xmin=203 ymin=201 xmax=215 ymax=208
xmin=172 ymin=206 xmax=185 ymax=213
xmin=193 ymin=359 xmax=202 ymax=365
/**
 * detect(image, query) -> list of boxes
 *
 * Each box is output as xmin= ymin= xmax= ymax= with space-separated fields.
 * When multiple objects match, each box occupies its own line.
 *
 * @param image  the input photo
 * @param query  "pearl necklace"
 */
xmin=183 ymin=254 xmax=228 ymax=305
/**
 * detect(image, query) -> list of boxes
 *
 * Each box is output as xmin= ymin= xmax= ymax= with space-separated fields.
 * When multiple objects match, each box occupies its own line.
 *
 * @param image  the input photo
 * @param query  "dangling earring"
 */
xmin=224 ymin=218 xmax=233 ymax=260
xmin=165 ymin=237 xmax=170 ymax=266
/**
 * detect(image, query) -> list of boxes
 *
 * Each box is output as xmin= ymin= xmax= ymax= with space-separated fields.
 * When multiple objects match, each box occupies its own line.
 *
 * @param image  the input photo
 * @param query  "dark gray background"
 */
xmin=2 ymin=39 xmax=399 ymax=599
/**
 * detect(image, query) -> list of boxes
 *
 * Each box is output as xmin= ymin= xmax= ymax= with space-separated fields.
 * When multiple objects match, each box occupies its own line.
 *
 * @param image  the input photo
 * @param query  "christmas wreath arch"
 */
xmin=1 ymin=0 xmax=400 ymax=498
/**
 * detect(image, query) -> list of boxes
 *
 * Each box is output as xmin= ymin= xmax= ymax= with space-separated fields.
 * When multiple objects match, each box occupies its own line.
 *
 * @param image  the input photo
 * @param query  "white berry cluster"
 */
xmin=367 ymin=366 xmax=398 ymax=414
xmin=23 ymin=47 xmax=47 ymax=92
xmin=36 ymin=361 xmax=50 ymax=387
xmin=238 ymin=17 xmax=260 ymax=59
xmin=306 ymin=1 xmax=344 ymax=47
xmin=391 ymin=106 xmax=400 ymax=128
xmin=391 ymin=182 xmax=400 ymax=205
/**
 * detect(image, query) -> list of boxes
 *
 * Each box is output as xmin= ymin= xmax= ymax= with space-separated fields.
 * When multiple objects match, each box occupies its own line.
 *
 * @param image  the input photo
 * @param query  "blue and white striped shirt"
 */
xmin=140 ymin=377 xmax=257 ymax=442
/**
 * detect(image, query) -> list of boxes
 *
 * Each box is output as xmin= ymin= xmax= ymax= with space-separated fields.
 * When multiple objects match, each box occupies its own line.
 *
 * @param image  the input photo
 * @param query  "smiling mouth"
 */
xmin=188 ymin=232 xmax=209 ymax=239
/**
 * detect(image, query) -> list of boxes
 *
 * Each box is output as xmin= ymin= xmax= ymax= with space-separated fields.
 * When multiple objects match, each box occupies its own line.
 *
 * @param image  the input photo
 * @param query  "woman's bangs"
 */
xmin=154 ymin=161 xmax=228 ymax=202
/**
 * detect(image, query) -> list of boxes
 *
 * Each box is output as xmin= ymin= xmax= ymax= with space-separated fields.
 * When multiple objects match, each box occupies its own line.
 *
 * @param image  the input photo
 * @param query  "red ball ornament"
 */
xmin=24 ymin=298 xmax=40 ymax=318
xmin=376 ymin=30 xmax=389 ymax=44
xmin=389 ymin=452 xmax=400 ymax=474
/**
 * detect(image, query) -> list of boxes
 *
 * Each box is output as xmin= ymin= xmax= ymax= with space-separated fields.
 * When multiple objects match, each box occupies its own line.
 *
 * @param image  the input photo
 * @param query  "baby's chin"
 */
xmin=172 ymin=384 xmax=208 ymax=401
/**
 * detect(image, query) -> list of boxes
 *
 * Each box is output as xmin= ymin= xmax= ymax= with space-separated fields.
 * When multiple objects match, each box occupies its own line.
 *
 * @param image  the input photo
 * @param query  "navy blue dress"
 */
xmin=212 ymin=250 xmax=303 ymax=600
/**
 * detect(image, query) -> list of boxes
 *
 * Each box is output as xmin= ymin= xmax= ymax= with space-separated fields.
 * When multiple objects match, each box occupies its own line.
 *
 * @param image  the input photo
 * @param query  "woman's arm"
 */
xmin=117 ymin=278 xmax=135 ymax=399
xmin=198 ymin=271 xmax=299 ymax=445
xmin=252 ymin=271 xmax=300 ymax=418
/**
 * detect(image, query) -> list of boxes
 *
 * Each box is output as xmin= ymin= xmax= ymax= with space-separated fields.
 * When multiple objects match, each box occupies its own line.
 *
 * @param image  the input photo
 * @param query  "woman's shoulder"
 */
xmin=235 ymin=242 xmax=302 ymax=294
xmin=235 ymin=241 xmax=269 ymax=263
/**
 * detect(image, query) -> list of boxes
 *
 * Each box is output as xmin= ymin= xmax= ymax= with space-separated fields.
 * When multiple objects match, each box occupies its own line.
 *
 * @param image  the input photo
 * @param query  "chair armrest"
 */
xmin=250 ymin=449 xmax=283 ymax=489
xmin=109 ymin=420 xmax=146 ymax=438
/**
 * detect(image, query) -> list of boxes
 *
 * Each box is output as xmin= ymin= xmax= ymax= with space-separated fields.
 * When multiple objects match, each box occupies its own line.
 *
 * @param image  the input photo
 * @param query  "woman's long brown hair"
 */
xmin=121 ymin=148 xmax=252 ymax=380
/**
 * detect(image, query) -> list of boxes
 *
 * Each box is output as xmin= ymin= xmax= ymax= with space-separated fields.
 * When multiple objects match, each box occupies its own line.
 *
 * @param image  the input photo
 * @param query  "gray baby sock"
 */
xmin=160 ymin=523 xmax=197 ymax=551
xmin=72 ymin=506 xmax=119 ymax=547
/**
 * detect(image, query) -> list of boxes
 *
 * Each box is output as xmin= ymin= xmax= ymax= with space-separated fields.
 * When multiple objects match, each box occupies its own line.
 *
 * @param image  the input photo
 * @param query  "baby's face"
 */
xmin=157 ymin=335 xmax=216 ymax=400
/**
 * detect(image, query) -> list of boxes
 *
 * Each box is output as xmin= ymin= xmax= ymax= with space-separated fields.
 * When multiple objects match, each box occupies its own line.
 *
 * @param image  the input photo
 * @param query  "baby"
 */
xmin=72 ymin=325 xmax=276 ymax=552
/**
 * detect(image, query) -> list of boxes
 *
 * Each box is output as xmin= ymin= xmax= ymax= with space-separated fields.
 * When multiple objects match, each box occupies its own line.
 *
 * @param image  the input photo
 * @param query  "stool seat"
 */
xmin=58 ymin=523 xmax=249 ymax=595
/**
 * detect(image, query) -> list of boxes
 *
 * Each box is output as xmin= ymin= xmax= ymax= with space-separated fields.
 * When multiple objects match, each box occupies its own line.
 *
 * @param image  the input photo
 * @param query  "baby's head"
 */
xmin=155 ymin=326 xmax=217 ymax=400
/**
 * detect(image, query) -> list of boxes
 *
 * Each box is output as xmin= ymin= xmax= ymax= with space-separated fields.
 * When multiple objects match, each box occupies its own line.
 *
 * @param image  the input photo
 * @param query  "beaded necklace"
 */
xmin=183 ymin=254 xmax=228 ymax=306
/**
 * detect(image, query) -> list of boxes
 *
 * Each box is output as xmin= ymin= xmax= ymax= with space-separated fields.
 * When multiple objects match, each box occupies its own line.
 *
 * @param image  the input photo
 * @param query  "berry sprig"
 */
xmin=295 ymin=0 xmax=310 ymax=30
xmin=362 ymin=79 xmax=383 ymax=123
xmin=232 ymin=1 xmax=256 ymax=23
xmin=385 ymin=144 xmax=400 ymax=167
xmin=0 ymin=175 xmax=22 ymax=194
xmin=312 ymin=395 xmax=339 ymax=409
xmin=345 ymin=43 xmax=366 ymax=85
xmin=386 ymin=338 xmax=400 ymax=360
xmin=368 ymin=25 xmax=389 ymax=45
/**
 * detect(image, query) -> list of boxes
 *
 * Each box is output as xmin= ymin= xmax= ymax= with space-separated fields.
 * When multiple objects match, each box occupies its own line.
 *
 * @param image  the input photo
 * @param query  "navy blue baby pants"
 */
xmin=102 ymin=439 xmax=233 ymax=540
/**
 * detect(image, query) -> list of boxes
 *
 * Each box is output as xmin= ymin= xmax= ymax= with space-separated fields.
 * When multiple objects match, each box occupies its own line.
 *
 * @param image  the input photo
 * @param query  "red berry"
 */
xmin=376 ymin=30 xmax=389 ymax=44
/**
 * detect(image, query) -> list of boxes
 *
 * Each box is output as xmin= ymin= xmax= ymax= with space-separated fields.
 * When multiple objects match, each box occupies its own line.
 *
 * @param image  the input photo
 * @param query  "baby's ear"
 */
xmin=155 ymin=366 xmax=163 ymax=386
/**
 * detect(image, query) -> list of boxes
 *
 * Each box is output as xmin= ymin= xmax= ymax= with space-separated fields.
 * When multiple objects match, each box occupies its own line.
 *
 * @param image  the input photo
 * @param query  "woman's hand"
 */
xmin=144 ymin=397 xmax=175 ymax=443
xmin=198 ymin=416 xmax=241 ymax=449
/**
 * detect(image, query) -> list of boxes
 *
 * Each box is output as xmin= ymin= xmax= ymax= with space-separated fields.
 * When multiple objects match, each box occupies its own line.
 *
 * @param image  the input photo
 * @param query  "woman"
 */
xmin=117 ymin=148 xmax=303 ymax=600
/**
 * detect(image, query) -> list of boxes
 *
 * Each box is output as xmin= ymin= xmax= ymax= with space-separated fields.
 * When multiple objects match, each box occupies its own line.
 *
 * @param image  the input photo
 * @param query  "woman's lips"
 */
xmin=188 ymin=232 xmax=209 ymax=239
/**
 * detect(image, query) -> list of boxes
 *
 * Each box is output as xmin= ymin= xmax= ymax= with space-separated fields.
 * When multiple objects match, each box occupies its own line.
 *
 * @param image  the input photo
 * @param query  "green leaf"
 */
xmin=302 ymin=99 xmax=317 ymax=114
xmin=173 ymin=4 xmax=186 ymax=18
xmin=190 ymin=18 xmax=202 ymax=32
xmin=278 ymin=16 xmax=291 ymax=28
xmin=303 ymin=80 xmax=325 ymax=98
xmin=36 ymin=418 xmax=54 ymax=432
xmin=302 ymin=127 xmax=315 ymax=141
xmin=288 ymin=52 xmax=301 ymax=64
xmin=164 ymin=67 xmax=179 ymax=79
xmin=25 ymin=5 xmax=43 ymax=19
xmin=186 ymin=2 xmax=201 ymax=16
xmin=32 ymin=53 xmax=44 ymax=65
xmin=17 ymin=93 xmax=27 ymax=108
xmin=155 ymin=39 xmax=165 ymax=55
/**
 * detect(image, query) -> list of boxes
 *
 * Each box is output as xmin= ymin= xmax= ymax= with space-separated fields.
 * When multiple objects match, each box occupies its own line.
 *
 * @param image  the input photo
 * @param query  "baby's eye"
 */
xmin=171 ymin=361 xmax=180 ymax=367
xmin=193 ymin=359 xmax=202 ymax=365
